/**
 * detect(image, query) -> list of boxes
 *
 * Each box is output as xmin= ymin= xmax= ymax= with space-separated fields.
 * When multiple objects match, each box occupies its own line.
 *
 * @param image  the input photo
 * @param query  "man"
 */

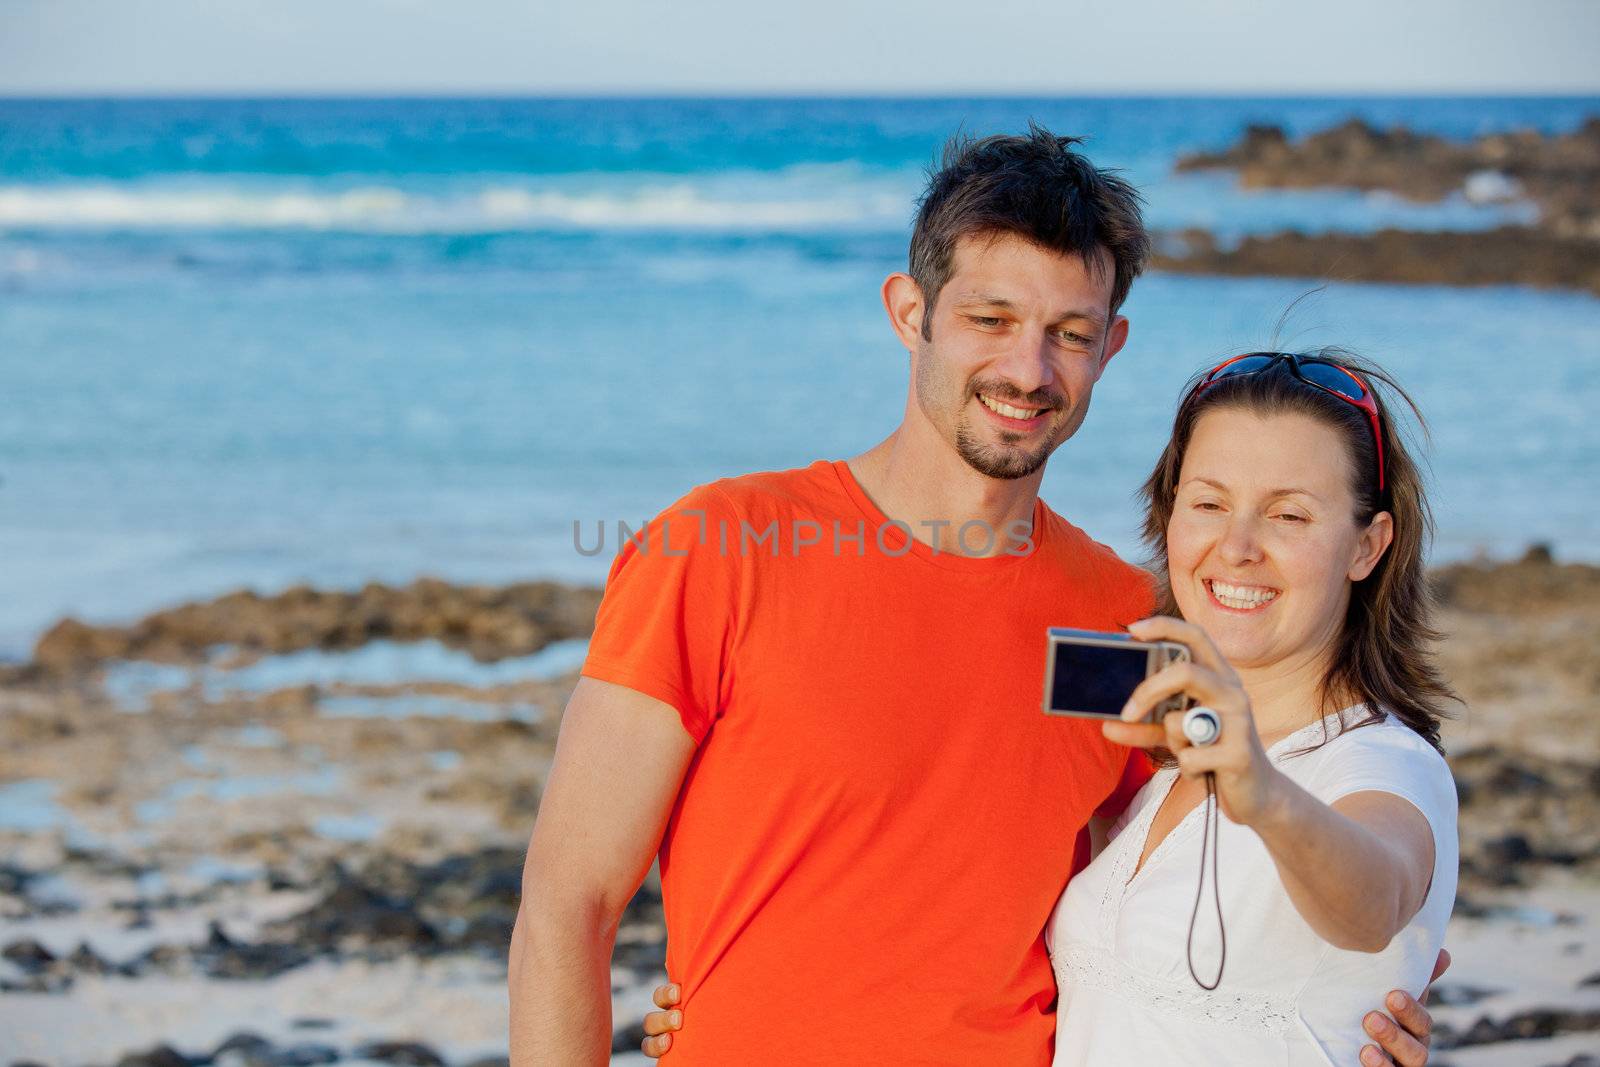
xmin=509 ymin=128 xmax=1440 ymax=1065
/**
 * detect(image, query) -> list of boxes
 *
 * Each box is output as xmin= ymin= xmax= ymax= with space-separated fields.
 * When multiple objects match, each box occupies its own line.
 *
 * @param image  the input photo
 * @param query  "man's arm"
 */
xmin=509 ymin=676 xmax=698 ymax=1066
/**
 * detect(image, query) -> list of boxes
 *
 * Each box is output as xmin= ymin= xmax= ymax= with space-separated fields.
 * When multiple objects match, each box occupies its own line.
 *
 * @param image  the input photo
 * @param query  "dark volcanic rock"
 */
xmin=1442 ymin=1006 xmax=1600 ymax=1047
xmin=1432 ymin=548 xmax=1600 ymax=616
xmin=67 ymin=940 xmax=118 ymax=975
xmin=1160 ymin=116 xmax=1600 ymax=295
xmin=2 ymin=938 xmax=57 ymax=972
xmin=351 ymin=1042 xmax=447 ymax=1067
xmin=211 ymin=1032 xmax=276 ymax=1067
xmin=1177 ymin=116 xmax=1600 ymax=238
xmin=196 ymin=920 xmax=312 ymax=979
xmin=271 ymin=872 xmax=440 ymax=956
xmin=1151 ymin=226 xmax=1600 ymax=297
xmin=1427 ymin=982 xmax=1503 ymax=1007
xmin=32 ymin=578 xmax=603 ymax=674
xmin=1449 ymin=745 xmax=1600 ymax=891
xmin=611 ymin=1018 xmax=649 ymax=1055
xmin=262 ymin=1046 xmax=339 ymax=1067
xmin=113 ymin=1047 xmax=196 ymax=1067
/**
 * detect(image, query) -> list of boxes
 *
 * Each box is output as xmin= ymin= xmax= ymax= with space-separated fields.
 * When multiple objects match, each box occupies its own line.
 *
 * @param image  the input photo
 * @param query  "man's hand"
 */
xmin=1358 ymin=948 xmax=1450 ymax=1066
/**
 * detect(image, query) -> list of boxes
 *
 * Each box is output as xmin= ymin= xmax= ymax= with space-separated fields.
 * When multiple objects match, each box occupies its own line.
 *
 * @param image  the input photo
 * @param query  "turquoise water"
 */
xmin=1 ymin=97 xmax=1597 ymax=660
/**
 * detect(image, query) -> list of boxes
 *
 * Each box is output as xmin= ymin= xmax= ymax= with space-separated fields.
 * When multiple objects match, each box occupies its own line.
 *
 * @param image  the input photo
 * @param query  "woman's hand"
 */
xmin=1100 ymin=616 xmax=1285 ymax=827
xmin=640 ymin=981 xmax=682 ymax=1058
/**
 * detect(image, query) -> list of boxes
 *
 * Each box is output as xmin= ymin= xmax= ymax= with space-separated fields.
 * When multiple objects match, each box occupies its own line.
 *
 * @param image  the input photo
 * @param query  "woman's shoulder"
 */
xmin=1280 ymin=707 xmax=1457 ymax=817
xmin=1299 ymin=710 xmax=1465 ymax=825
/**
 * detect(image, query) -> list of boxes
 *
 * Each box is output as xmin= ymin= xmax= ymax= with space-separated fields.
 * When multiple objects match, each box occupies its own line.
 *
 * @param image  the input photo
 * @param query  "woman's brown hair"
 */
xmin=1139 ymin=348 xmax=1456 ymax=752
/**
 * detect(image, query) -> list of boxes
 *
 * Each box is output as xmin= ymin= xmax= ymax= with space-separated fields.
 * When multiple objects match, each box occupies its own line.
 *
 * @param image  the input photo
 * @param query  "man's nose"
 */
xmin=989 ymin=329 xmax=1057 ymax=398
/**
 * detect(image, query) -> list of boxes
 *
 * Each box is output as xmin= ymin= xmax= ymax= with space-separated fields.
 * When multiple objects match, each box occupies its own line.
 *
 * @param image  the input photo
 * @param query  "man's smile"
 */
xmin=976 ymin=391 xmax=1054 ymax=428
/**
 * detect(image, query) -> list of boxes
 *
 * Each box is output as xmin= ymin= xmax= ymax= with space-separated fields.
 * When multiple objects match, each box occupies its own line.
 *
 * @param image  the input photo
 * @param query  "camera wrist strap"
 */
xmin=1186 ymin=770 xmax=1226 ymax=990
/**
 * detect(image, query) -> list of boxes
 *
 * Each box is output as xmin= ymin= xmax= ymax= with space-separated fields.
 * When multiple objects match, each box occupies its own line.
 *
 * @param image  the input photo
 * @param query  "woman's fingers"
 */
xmin=643 ymin=1009 xmax=682 ymax=1036
xmin=1120 ymin=660 xmax=1235 ymax=723
xmin=1101 ymin=719 xmax=1167 ymax=750
xmin=641 ymin=1032 xmax=672 ymax=1058
xmin=1127 ymin=616 xmax=1228 ymax=675
xmin=652 ymin=983 xmax=681 ymax=1009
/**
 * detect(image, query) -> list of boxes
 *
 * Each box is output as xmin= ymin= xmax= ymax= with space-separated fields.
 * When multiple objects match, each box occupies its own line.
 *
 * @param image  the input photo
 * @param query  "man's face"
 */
xmin=907 ymin=232 xmax=1127 ymax=480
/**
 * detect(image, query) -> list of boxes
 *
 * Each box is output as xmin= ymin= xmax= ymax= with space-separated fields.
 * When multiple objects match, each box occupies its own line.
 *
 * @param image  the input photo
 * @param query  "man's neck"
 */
xmin=845 ymin=422 xmax=1044 ymax=558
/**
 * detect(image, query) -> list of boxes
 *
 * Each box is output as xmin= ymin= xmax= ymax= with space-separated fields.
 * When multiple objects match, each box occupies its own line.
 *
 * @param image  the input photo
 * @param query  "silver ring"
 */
xmin=1182 ymin=706 xmax=1222 ymax=746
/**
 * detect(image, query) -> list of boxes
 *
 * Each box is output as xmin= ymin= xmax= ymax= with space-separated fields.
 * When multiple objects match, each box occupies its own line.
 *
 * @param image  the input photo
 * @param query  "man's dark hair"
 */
xmin=909 ymin=124 xmax=1149 ymax=340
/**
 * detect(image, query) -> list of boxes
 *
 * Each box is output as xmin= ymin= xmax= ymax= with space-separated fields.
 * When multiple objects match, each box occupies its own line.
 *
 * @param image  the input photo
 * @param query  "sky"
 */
xmin=2 ymin=0 xmax=1599 ymax=96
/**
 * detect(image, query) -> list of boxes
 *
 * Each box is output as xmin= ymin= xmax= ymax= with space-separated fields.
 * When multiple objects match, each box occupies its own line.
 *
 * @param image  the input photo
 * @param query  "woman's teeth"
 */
xmin=978 ymin=393 xmax=1044 ymax=420
xmin=1208 ymin=580 xmax=1279 ymax=610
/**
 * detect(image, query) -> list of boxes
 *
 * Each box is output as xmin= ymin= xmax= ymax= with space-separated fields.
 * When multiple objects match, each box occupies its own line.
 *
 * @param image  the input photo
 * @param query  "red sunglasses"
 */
xmin=1192 ymin=352 xmax=1386 ymax=494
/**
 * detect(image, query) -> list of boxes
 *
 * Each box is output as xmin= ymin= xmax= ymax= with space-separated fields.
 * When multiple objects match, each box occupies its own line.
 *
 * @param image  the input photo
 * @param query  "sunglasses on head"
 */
xmin=1192 ymin=352 xmax=1386 ymax=494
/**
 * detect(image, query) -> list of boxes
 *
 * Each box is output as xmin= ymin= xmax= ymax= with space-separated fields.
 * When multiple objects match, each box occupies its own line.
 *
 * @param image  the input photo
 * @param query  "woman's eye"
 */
xmin=1193 ymin=501 xmax=1223 ymax=512
xmin=1272 ymin=512 xmax=1308 ymax=523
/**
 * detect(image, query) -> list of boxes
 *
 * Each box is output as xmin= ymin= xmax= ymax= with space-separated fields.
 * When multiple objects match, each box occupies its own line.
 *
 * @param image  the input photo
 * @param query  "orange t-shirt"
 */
xmin=581 ymin=459 xmax=1155 ymax=1065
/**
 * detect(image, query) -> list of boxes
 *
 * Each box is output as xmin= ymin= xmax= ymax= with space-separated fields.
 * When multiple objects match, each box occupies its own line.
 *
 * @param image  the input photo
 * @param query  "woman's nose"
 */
xmin=1217 ymin=515 xmax=1265 ymax=565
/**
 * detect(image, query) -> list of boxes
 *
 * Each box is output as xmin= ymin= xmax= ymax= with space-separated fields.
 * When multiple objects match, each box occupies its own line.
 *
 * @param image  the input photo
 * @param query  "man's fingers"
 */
xmin=1364 ymin=1008 xmax=1429 ymax=1067
xmin=1359 ymin=1042 xmax=1393 ymax=1067
xmin=643 ymin=1009 xmax=682 ymax=1036
xmin=1426 ymin=948 xmax=1452 ymax=997
xmin=641 ymin=1032 xmax=672 ymax=1058
xmin=652 ymin=982 xmax=681 ymax=1008
xmin=1386 ymin=988 xmax=1433 ymax=1047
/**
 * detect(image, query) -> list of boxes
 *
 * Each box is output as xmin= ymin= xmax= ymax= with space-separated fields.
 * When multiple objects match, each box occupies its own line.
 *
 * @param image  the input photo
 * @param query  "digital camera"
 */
xmin=1041 ymin=627 xmax=1190 ymax=721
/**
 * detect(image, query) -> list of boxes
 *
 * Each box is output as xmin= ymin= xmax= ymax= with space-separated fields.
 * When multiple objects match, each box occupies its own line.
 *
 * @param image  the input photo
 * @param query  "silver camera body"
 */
xmin=1041 ymin=627 xmax=1190 ymax=721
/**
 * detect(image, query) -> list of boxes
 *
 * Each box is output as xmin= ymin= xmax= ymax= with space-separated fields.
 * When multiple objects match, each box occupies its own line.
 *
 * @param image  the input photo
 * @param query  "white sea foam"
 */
xmin=0 ymin=166 xmax=915 ymax=234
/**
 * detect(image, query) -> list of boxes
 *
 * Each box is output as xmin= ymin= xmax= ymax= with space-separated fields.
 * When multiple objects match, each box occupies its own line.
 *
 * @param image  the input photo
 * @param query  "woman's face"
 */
xmin=1165 ymin=407 xmax=1393 ymax=673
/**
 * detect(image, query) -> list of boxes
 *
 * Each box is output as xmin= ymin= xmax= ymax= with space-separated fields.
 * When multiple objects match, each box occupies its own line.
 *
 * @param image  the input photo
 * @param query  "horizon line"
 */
xmin=3 ymin=87 xmax=1600 ymax=102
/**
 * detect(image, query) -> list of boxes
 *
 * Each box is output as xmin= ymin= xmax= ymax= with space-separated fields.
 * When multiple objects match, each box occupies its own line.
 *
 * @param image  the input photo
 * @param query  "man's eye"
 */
xmin=971 ymin=316 xmax=1003 ymax=327
xmin=1056 ymin=331 xmax=1092 ymax=345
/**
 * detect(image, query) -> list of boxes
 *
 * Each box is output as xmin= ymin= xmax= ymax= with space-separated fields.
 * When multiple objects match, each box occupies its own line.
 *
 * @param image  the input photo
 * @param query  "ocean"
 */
xmin=2 ymin=96 xmax=1597 ymax=661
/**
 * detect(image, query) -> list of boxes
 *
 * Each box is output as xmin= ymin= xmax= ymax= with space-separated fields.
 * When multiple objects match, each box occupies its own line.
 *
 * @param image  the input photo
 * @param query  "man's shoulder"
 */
xmin=675 ymin=460 xmax=840 ymax=518
xmin=1038 ymin=504 xmax=1153 ymax=586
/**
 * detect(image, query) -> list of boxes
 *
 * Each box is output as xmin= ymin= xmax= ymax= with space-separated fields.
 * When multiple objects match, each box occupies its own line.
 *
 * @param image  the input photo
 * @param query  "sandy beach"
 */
xmin=1 ymin=548 xmax=1597 ymax=1066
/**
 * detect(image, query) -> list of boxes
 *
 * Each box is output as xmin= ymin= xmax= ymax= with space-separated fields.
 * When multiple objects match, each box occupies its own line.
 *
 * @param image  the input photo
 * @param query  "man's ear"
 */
xmin=882 ymin=272 xmax=926 ymax=351
xmin=1094 ymin=314 xmax=1130 ymax=382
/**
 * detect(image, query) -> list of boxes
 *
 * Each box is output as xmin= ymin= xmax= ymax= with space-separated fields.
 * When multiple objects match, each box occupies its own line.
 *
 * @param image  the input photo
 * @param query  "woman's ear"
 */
xmin=1349 ymin=511 xmax=1395 ymax=582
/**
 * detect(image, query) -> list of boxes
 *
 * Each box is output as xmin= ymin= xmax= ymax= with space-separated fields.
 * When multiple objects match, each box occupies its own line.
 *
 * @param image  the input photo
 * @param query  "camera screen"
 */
xmin=1047 ymin=641 xmax=1149 ymax=717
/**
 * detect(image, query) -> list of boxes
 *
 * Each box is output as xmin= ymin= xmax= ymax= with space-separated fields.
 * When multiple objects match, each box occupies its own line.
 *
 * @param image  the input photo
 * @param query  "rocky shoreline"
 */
xmin=2 ymin=549 xmax=1599 ymax=1065
xmin=1154 ymin=118 xmax=1600 ymax=296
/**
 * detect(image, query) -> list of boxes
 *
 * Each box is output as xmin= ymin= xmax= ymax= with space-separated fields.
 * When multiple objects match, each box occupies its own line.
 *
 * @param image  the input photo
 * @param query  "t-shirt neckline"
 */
xmin=825 ymin=458 xmax=1045 ymax=573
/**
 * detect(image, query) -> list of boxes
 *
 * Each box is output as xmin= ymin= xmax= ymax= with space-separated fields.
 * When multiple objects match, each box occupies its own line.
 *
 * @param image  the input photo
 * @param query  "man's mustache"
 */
xmin=970 ymin=382 xmax=1064 ymax=410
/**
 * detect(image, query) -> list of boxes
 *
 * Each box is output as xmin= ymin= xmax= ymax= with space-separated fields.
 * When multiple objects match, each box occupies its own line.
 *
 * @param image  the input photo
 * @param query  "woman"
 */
xmin=639 ymin=350 xmax=1459 ymax=1066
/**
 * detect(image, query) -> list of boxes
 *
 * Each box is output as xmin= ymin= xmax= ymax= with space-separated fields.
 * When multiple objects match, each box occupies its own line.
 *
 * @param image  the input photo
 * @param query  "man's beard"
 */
xmin=952 ymin=418 xmax=1061 ymax=480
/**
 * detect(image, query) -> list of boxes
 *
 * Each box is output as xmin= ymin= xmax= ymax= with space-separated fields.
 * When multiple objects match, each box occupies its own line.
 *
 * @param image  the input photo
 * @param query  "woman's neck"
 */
xmin=1236 ymin=645 xmax=1344 ymax=747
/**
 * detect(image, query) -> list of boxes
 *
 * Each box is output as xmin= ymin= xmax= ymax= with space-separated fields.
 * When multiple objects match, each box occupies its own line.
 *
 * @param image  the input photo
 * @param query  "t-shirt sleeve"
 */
xmin=1310 ymin=720 xmax=1459 ymax=843
xmin=579 ymin=482 xmax=742 ymax=743
xmin=1069 ymin=749 xmax=1155 ymax=877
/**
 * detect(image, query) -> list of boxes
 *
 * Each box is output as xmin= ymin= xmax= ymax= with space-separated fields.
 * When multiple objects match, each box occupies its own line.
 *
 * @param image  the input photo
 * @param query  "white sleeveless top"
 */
xmin=1047 ymin=708 xmax=1458 ymax=1067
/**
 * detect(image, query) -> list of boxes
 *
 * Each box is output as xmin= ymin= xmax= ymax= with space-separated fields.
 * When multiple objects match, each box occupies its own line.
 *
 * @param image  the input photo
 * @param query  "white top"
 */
xmin=1047 ymin=708 xmax=1458 ymax=1067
